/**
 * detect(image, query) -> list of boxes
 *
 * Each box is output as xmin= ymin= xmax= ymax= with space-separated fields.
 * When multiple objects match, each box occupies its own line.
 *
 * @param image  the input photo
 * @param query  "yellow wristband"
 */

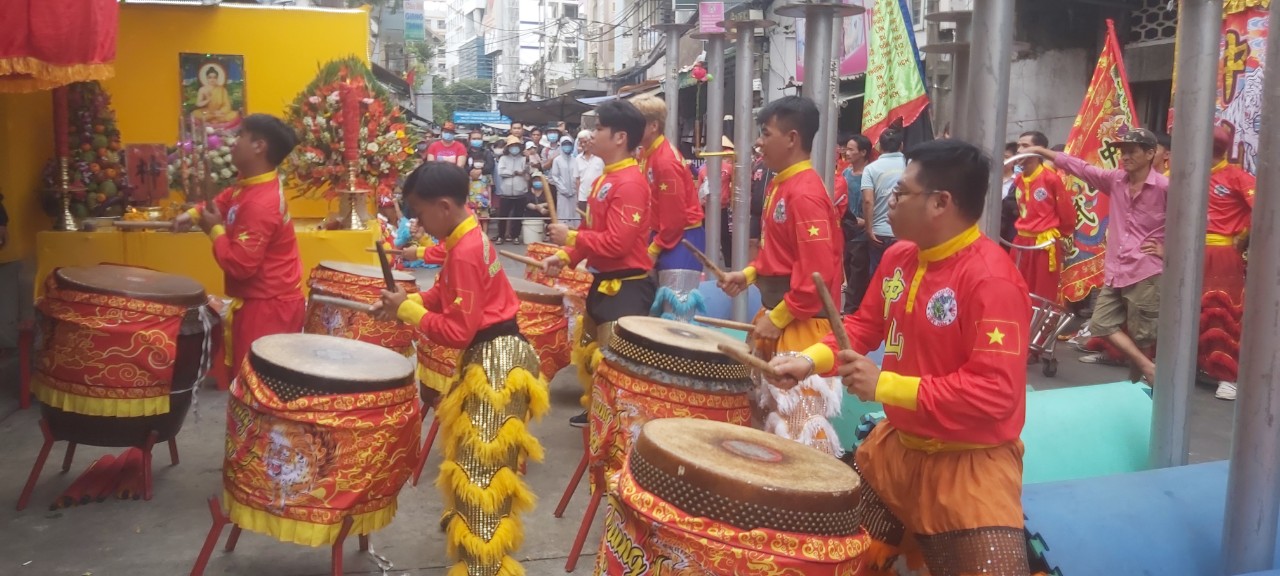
xmin=209 ymin=224 xmax=226 ymax=239
xmin=555 ymin=249 xmax=571 ymax=265
xmin=742 ymin=266 xmax=758 ymax=285
xmin=416 ymin=245 xmax=427 ymax=261
xmin=767 ymin=300 xmax=794 ymax=329
xmin=566 ymin=230 xmax=579 ymax=248
xmin=874 ymin=371 xmax=921 ymax=410
xmin=800 ymin=342 xmax=836 ymax=375
xmin=186 ymin=207 xmax=201 ymax=220
xmin=647 ymin=242 xmax=663 ymax=257
xmin=407 ymin=293 xmax=423 ymax=305
xmin=396 ymin=298 xmax=428 ymax=326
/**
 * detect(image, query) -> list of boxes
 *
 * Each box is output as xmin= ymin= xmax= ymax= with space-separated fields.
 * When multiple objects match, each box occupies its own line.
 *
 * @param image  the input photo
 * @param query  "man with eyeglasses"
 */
xmin=769 ymin=139 xmax=1033 ymax=574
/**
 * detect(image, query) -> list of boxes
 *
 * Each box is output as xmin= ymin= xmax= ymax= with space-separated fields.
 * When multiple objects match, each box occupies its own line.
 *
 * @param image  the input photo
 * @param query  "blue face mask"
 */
xmin=471 ymin=139 xmax=483 ymax=148
xmin=561 ymin=144 xmax=574 ymax=154
xmin=548 ymin=133 xmax=560 ymax=143
xmin=532 ymin=180 xmax=544 ymax=190
xmin=508 ymin=146 xmax=521 ymax=156
xmin=442 ymin=132 xmax=455 ymax=142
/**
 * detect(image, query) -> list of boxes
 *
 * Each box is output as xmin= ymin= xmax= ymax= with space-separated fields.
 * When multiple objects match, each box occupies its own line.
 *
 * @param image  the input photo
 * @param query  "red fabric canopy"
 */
xmin=0 ymin=0 xmax=118 ymax=93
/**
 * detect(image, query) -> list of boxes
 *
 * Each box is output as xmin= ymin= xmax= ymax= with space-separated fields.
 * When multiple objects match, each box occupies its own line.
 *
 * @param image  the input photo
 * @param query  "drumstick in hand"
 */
xmin=576 ymin=208 xmax=589 ymax=219
xmin=812 ymin=272 xmax=852 ymax=352
xmin=541 ymin=176 xmax=558 ymax=225
xmin=718 ymin=343 xmax=779 ymax=378
xmin=499 ymin=250 xmax=547 ymax=269
xmin=311 ymin=294 xmax=376 ymax=314
xmin=681 ymin=239 xmax=726 ymax=282
xmin=694 ymin=315 xmax=755 ymax=333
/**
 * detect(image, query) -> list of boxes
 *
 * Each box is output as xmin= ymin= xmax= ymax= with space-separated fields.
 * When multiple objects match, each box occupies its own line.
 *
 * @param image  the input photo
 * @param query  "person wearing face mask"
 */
xmin=573 ymin=130 xmax=605 ymax=227
xmin=495 ymin=135 xmax=532 ymax=244
xmin=543 ymin=127 xmax=563 ymax=167
xmin=547 ymin=135 xmax=579 ymax=223
xmin=427 ymin=121 xmax=468 ymax=167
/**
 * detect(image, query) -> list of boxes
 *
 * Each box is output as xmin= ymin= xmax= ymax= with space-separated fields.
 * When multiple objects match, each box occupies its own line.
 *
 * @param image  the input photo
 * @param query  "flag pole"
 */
xmin=692 ymin=14 xmax=732 ymax=267
xmin=966 ymin=0 xmax=1015 ymax=238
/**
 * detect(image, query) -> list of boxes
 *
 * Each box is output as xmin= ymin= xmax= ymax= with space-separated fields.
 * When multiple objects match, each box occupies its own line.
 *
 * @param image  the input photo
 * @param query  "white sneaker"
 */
xmin=1216 ymin=381 xmax=1237 ymax=401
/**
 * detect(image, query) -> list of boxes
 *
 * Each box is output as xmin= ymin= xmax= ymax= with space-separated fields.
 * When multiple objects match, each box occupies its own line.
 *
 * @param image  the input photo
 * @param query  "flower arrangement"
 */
xmin=283 ymin=57 xmax=419 ymax=202
xmin=41 ymin=82 xmax=130 ymax=218
xmin=166 ymin=127 xmax=238 ymax=198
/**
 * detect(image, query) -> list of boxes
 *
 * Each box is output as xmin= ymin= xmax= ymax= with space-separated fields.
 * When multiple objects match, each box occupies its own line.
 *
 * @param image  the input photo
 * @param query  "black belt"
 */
xmin=472 ymin=318 xmax=524 ymax=346
xmin=757 ymin=274 xmax=828 ymax=319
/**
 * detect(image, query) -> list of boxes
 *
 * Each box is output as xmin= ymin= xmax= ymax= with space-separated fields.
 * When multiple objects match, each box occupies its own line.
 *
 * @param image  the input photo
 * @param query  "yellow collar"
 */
xmin=238 ymin=170 xmax=278 ymax=186
xmin=773 ymin=160 xmax=813 ymax=186
xmin=1212 ymin=158 xmax=1229 ymax=174
xmin=644 ymin=135 xmax=667 ymax=158
xmin=918 ymin=224 xmax=981 ymax=263
xmin=604 ymin=157 xmax=637 ymax=174
xmin=444 ymin=216 xmax=478 ymax=250
xmin=1021 ymin=164 xmax=1044 ymax=183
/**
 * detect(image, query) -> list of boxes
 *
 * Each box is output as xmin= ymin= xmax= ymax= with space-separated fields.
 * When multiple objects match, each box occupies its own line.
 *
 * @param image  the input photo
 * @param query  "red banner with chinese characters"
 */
xmin=0 ymin=0 xmax=118 ymax=93
xmin=305 ymin=266 xmax=417 ymax=355
xmin=1216 ymin=3 xmax=1269 ymax=174
xmin=1059 ymin=20 xmax=1139 ymax=303
xmin=595 ymin=463 xmax=870 ymax=575
xmin=223 ymin=361 xmax=420 ymax=547
xmin=34 ymin=278 xmax=185 ymax=417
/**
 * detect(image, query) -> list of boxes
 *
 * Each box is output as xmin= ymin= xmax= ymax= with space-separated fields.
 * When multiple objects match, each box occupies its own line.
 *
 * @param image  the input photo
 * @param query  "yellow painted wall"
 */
xmin=0 ymin=3 xmax=369 ymax=264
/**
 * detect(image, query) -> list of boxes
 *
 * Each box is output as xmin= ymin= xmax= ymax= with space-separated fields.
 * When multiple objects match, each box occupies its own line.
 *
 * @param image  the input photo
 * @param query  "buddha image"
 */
xmin=192 ymin=62 xmax=242 ymax=127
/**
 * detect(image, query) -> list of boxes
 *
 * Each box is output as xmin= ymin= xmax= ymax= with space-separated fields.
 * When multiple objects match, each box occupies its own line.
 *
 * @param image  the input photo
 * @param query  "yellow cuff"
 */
xmin=407 ymin=293 xmax=423 ymax=305
xmin=209 ymin=224 xmax=226 ymax=239
xmin=416 ymin=245 xmax=427 ymax=260
xmin=742 ymin=266 xmax=758 ymax=285
xmin=874 ymin=371 xmax=921 ymax=410
xmin=801 ymin=343 xmax=836 ymax=375
xmin=186 ymin=207 xmax=201 ymax=220
xmin=767 ymin=300 xmax=794 ymax=329
xmin=647 ymin=242 xmax=663 ymax=257
xmin=566 ymin=230 xmax=579 ymax=248
xmin=396 ymin=298 xmax=428 ymax=326
xmin=555 ymin=249 xmax=571 ymax=265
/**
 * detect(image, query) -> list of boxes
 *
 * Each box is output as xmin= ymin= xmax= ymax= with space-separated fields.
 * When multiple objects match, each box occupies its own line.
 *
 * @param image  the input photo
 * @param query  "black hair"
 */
xmin=878 ymin=128 xmax=904 ymax=153
xmin=595 ymin=100 xmax=647 ymax=150
xmin=1156 ymin=131 xmax=1172 ymax=151
xmin=1019 ymin=131 xmax=1049 ymax=148
xmin=240 ymin=114 xmax=299 ymax=167
xmin=757 ymin=96 xmax=820 ymax=152
xmin=405 ymin=161 xmax=469 ymax=206
xmin=1051 ymin=144 xmax=1066 ymax=153
xmin=1004 ymin=142 xmax=1018 ymax=155
xmin=850 ymin=134 xmax=872 ymax=155
xmin=904 ymin=139 xmax=990 ymax=222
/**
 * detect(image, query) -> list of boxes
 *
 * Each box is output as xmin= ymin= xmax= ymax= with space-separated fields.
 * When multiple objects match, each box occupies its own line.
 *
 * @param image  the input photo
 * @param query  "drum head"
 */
xmin=250 ymin=334 xmax=414 ymax=394
xmin=319 ymin=260 xmax=414 ymax=283
xmin=614 ymin=316 xmax=749 ymax=364
xmin=55 ymin=265 xmax=206 ymax=306
xmin=509 ymin=277 xmax=563 ymax=306
xmin=632 ymin=418 xmax=862 ymax=534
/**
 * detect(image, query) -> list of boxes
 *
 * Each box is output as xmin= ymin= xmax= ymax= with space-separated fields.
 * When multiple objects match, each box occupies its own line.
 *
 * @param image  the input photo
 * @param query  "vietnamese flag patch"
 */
xmin=619 ymin=204 xmax=645 ymax=227
xmin=658 ymin=180 xmax=679 ymax=195
xmin=799 ymin=219 xmax=831 ymax=242
xmin=453 ymin=289 xmax=474 ymax=314
xmin=973 ymin=319 xmax=1021 ymax=355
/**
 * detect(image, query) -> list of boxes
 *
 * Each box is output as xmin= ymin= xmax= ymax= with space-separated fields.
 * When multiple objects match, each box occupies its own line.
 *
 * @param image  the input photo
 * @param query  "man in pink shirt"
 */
xmin=1027 ymin=128 xmax=1167 ymax=384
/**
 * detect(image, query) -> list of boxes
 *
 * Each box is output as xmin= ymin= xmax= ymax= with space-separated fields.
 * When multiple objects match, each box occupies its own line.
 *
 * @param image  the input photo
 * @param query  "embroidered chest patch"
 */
xmin=597 ymin=183 xmax=613 ymax=201
xmin=1212 ymin=184 xmax=1231 ymax=197
xmin=1033 ymin=187 xmax=1049 ymax=202
xmin=773 ymin=198 xmax=787 ymax=223
xmin=926 ymin=288 xmax=959 ymax=327
xmin=227 ymin=205 xmax=240 ymax=227
xmin=646 ymin=168 xmax=655 ymax=183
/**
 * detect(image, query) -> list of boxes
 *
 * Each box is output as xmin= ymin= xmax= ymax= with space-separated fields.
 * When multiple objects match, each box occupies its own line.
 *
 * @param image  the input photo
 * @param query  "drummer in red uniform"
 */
xmin=541 ymin=100 xmax=655 ymax=425
xmin=771 ymin=139 xmax=1033 ymax=574
xmin=377 ymin=161 xmax=547 ymax=576
xmin=173 ymin=113 xmax=304 ymax=371
xmin=1013 ymin=130 xmax=1076 ymax=304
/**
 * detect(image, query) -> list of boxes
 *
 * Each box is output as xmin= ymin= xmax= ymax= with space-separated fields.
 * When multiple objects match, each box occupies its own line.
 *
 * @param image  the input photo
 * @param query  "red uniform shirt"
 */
xmin=205 ymin=171 xmax=302 ymax=301
xmin=426 ymin=140 xmax=468 ymax=165
xmin=696 ymin=161 xmax=734 ymax=208
xmin=562 ymin=158 xmax=653 ymax=273
xmin=805 ymin=226 xmax=1031 ymax=445
xmin=748 ymin=161 xmax=843 ymax=321
xmin=1014 ymin=164 xmax=1075 ymax=236
xmin=396 ymin=216 xmax=519 ymax=349
xmin=641 ymin=135 xmax=703 ymax=253
xmin=1207 ymin=159 xmax=1255 ymax=236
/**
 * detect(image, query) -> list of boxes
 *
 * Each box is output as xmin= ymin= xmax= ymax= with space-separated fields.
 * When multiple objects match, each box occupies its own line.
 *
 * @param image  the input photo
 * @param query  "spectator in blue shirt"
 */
xmin=860 ymin=128 xmax=906 ymax=273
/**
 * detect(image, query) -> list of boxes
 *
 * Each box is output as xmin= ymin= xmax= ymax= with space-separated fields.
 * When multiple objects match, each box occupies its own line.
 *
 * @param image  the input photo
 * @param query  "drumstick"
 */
xmin=542 ymin=177 xmax=558 ymax=225
xmin=499 ymin=250 xmax=547 ymax=269
xmin=576 ymin=208 xmax=589 ymax=219
xmin=311 ymin=294 xmax=376 ymax=314
xmin=694 ymin=315 xmax=755 ymax=333
xmin=374 ymin=241 xmax=396 ymax=291
xmin=113 ymin=220 xmax=175 ymax=230
xmin=811 ymin=272 xmax=852 ymax=352
xmin=717 ymin=343 xmax=779 ymax=378
xmin=681 ymin=239 xmax=726 ymax=282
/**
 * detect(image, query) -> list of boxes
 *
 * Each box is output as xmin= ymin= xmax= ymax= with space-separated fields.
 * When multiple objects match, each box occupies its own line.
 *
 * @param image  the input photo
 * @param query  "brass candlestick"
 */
xmin=343 ymin=161 xmax=367 ymax=231
xmin=55 ymin=156 xmax=82 ymax=231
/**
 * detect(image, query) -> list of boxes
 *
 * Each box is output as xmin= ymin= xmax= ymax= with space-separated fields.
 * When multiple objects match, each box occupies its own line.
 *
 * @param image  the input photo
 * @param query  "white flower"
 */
xmin=212 ymin=156 xmax=225 ymax=166
xmin=326 ymin=92 xmax=340 ymax=104
xmin=316 ymin=117 xmax=327 ymax=127
xmin=309 ymin=96 xmax=321 ymax=104
xmin=220 ymin=146 xmax=231 ymax=154
xmin=206 ymin=126 xmax=215 ymax=135
xmin=362 ymin=98 xmax=374 ymax=105
xmin=304 ymin=117 xmax=314 ymax=127
xmin=366 ymin=142 xmax=379 ymax=153
xmin=220 ymin=168 xmax=233 ymax=179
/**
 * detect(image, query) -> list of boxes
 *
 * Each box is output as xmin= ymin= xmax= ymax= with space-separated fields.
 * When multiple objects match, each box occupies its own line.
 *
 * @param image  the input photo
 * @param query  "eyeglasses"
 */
xmin=889 ymin=183 xmax=938 ymax=203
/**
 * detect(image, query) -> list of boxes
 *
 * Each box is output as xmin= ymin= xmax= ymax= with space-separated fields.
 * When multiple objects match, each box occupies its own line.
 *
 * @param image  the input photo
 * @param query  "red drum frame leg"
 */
xmin=564 ymin=427 xmax=602 ymax=573
xmin=17 ymin=419 xmax=176 ymax=510
xmin=191 ymin=495 xmax=366 ymax=576
xmin=555 ymin=426 xmax=590 ymax=518
xmin=61 ymin=443 xmax=77 ymax=473
xmin=16 ymin=419 xmax=55 ymax=511
xmin=411 ymin=416 xmax=440 ymax=487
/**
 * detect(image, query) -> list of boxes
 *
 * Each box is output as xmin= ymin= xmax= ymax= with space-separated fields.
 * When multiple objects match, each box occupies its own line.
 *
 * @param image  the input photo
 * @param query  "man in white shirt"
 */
xmin=573 ymin=129 xmax=605 ymax=228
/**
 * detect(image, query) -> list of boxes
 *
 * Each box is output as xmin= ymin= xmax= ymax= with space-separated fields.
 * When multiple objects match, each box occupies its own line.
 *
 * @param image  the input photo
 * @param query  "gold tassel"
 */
xmin=437 ymin=461 xmax=537 ymax=515
xmin=444 ymin=514 xmax=526 ymax=566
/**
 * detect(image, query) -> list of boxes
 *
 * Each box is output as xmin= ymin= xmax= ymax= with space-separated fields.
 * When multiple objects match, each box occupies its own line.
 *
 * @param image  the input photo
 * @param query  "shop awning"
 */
xmin=0 ymin=0 xmax=119 ymax=93
xmin=496 ymin=94 xmax=595 ymax=126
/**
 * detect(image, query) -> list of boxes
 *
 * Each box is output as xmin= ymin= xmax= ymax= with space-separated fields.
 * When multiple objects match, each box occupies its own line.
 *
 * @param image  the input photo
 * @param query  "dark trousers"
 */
xmin=496 ymin=195 xmax=525 ymax=240
xmin=720 ymin=208 xmax=732 ymax=267
xmin=842 ymin=234 xmax=872 ymax=314
xmin=868 ymin=235 xmax=898 ymax=279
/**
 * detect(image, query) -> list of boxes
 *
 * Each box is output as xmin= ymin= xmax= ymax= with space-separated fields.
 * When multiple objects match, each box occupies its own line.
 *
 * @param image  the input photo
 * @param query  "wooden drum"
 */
xmin=224 ymin=334 xmax=421 ymax=546
xmin=524 ymin=242 xmax=592 ymax=332
xmin=596 ymin=418 xmax=869 ymax=574
xmin=305 ymin=260 xmax=418 ymax=355
xmin=589 ymin=316 xmax=755 ymax=491
xmin=510 ymin=277 xmax=570 ymax=378
xmin=34 ymin=264 xmax=215 ymax=447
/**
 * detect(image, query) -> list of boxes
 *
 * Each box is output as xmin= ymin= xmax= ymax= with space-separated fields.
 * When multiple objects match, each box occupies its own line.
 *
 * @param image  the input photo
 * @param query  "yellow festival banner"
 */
xmin=1060 ymin=20 xmax=1140 ymax=303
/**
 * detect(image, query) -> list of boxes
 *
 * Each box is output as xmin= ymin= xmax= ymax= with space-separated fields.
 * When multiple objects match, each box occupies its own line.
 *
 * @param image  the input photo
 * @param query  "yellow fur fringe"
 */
xmin=572 ymin=338 xmax=602 ymax=409
xmin=444 ymin=513 xmax=526 ymax=566
xmin=447 ymin=556 xmax=525 ymax=576
xmin=437 ymin=461 xmax=537 ymax=516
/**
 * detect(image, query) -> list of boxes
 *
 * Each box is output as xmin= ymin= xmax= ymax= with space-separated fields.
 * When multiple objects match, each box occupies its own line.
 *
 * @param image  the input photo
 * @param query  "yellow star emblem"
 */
xmin=986 ymin=327 xmax=1006 ymax=346
xmin=659 ymin=183 xmax=669 ymax=191
xmin=236 ymin=232 xmax=250 ymax=243
xmin=453 ymin=296 xmax=463 ymax=306
xmin=632 ymin=212 xmax=642 ymax=223
xmin=807 ymin=225 xmax=820 ymax=237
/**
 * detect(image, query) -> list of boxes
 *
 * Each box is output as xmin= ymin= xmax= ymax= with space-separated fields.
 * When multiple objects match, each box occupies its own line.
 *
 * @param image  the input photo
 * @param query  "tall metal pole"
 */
xmin=725 ymin=18 xmax=774 ymax=322
xmin=655 ymin=22 xmax=690 ymax=146
xmin=777 ymin=2 xmax=861 ymax=197
xmin=693 ymin=27 xmax=730 ymax=266
xmin=1223 ymin=4 xmax=1280 ymax=573
xmin=922 ymin=10 xmax=973 ymax=140
xmin=965 ymin=0 xmax=1014 ymax=238
xmin=1150 ymin=0 xmax=1221 ymax=471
